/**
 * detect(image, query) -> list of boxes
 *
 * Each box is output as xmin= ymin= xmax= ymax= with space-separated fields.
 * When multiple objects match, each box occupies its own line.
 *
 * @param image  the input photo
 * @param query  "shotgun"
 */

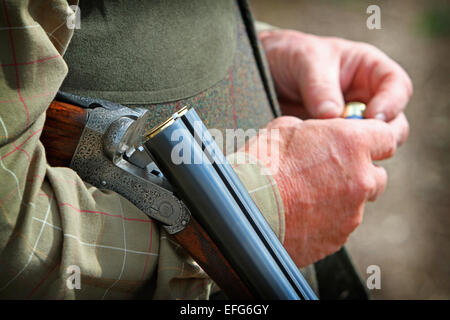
xmin=41 ymin=92 xmax=317 ymax=300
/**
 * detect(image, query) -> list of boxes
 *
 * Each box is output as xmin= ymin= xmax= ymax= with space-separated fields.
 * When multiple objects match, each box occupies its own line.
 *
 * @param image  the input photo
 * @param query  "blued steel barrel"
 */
xmin=144 ymin=107 xmax=317 ymax=300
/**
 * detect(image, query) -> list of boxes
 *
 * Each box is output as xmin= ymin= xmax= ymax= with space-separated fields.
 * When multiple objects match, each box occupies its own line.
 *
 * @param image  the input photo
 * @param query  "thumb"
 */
xmin=298 ymin=59 xmax=344 ymax=118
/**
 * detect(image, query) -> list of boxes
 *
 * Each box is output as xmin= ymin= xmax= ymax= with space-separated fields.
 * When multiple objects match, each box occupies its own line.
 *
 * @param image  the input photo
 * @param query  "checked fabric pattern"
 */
xmin=0 ymin=0 xmax=285 ymax=299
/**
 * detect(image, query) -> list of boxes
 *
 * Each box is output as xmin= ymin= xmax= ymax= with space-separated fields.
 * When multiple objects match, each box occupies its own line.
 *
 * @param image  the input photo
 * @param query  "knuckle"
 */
xmin=305 ymin=77 xmax=337 ymax=94
xmin=274 ymin=115 xmax=303 ymax=127
xmin=356 ymin=172 xmax=377 ymax=196
xmin=405 ymin=76 xmax=414 ymax=97
xmin=268 ymin=116 xmax=303 ymax=135
xmin=387 ymin=129 xmax=397 ymax=155
xmin=357 ymin=42 xmax=381 ymax=55
xmin=336 ymin=124 xmax=363 ymax=147
xmin=291 ymin=42 xmax=318 ymax=65
xmin=291 ymin=35 xmax=330 ymax=62
xmin=343 ymin=171 xmax=372 ymax=203
xmin=340 ymin=210 xmax=364 ymax=236
xmin=379 ymin=168 xmax=388 ymax=185
xmin=346 ymin=214 xmax=363 ymax=233
xmin=401 ymin=119 xmax=410 ymax=144
xmin=385 ymin=108 xmax=399 ymax=122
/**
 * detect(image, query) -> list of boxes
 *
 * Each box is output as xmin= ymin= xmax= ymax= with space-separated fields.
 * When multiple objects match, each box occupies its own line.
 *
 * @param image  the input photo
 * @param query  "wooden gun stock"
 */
xmin=41 ymin=101 xmax=252 ymax=299
xmin=41 ymin=101 xmax=87 ymax=167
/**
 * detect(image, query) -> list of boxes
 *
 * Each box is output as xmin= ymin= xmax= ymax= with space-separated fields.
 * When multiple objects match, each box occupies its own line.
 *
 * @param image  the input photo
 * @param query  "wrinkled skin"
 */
xmin=259 ymin=30 xmax=413 ymax=121
xmin=241 ymin=30 xmax=412 ymax=267
xmin=243 ymin=115 xmax=408 ymax=267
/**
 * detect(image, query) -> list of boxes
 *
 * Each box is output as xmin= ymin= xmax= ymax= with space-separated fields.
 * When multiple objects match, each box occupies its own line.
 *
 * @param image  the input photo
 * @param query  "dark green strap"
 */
xmin=314 ymin=247 xmax=369 ymax=300
xmin=237 ymin=0 xmax=282 ymax=118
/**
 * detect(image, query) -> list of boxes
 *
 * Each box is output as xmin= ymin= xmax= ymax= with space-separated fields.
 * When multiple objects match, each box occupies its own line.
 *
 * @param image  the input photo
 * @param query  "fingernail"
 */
xmin=317 ymin=101 xmax=339 ymax=117
xmin=375 ymin=113 xmax=386 ymax=121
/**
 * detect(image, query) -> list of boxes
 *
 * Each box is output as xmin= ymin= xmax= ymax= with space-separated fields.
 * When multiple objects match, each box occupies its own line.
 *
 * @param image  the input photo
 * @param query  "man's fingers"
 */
xmin=365 ymin=64 xmax=413 ymax=121
xmin=367 ymin=165 xmax=388 ymax=202
xmin=354 ymin=119 xmax=397 ymax=161
xmin=387 ymin=112 xmax=409 ymax=146
xmin=298 ymin=58 xmax=345 ymax=119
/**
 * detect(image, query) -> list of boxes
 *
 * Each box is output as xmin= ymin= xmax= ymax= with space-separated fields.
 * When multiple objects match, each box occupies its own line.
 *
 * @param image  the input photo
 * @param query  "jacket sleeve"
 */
xmin=0 ymin=0 xmax=213 ymax=300
xmin=226 ymin=153 xmax=318 ymax=294
xmin=226 ymin=152 xmax=286 ymax=242
xmin=254 ymin=21 xmax=278 ymax=33
xmin=0 ymin=0 xmax=296 ymax=299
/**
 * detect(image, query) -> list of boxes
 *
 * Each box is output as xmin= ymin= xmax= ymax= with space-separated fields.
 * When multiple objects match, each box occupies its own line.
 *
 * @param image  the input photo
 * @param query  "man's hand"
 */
xmin=242 ymin=114 xmax=409 ymax=267
xmin=259 ymin=30 xmax=413 ymax=121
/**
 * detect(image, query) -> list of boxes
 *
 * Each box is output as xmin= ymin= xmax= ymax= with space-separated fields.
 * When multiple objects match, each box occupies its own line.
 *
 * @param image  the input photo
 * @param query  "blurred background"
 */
xmin=249 ymin=0 xmax=450 ymax=299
